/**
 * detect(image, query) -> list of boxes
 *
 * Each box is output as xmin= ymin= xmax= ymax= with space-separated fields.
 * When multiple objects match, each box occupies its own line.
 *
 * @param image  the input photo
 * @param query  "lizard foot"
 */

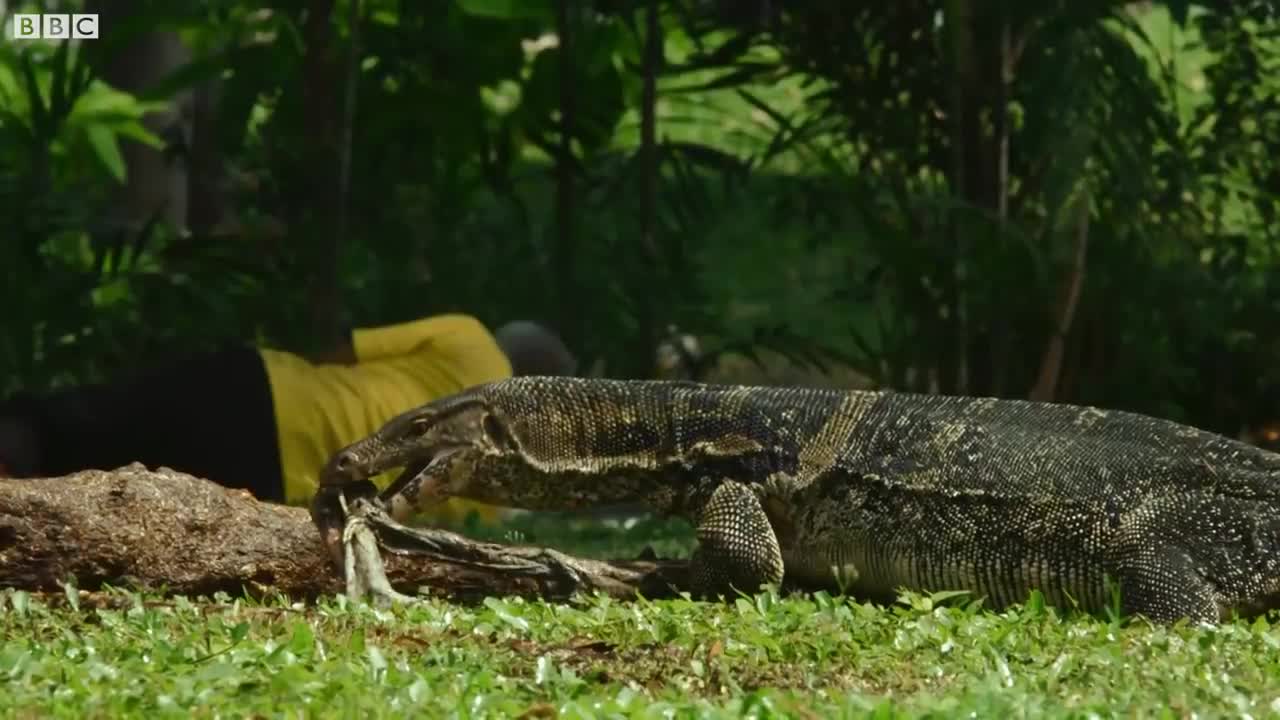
xmin=689 ymin=480 xmax=784 ymax=599
xmin=1116 ymin=543 xmax=1221 ymax=625
xmin=312 ymin=480 xmax=380 ymax=572
xmin=340 ymin=496 xmax=424 ymax=607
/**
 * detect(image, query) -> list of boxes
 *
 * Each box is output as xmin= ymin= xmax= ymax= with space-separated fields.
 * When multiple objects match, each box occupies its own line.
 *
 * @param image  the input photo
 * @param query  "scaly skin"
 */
xmin=312 ymin=376 xmax=1280 ymax=623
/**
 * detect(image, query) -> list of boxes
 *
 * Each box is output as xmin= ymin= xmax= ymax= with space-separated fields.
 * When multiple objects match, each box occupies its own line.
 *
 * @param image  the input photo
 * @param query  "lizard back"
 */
xmin=476 ymin=376 xmax=1280 ymax=501
xmin=472 ymin=377 xmax=1280 ymax=613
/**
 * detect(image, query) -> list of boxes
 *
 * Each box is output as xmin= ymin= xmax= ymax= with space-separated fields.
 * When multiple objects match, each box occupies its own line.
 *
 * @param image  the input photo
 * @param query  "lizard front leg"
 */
xmin=311 ymin=479 xmax=380 ymax=571
xmin=336 ymin=449 xmax=491 ymax=606
xmin=312 ymin=461 xmax=430 ymax=607
xmin=689 ymin=480 xmax=785 ymax=599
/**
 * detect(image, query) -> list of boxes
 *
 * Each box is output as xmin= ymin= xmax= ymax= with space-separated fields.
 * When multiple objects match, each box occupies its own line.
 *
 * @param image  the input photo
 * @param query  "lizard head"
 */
xmin=318 ymin=388 xmax=521 ymax=508
xmin=310 ymin=385 xmax=522 ymax=570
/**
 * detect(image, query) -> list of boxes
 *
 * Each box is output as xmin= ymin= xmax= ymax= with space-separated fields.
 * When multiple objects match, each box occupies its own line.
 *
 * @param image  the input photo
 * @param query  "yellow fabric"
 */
xmin=258 ymin=314 xmax=512 ymax=522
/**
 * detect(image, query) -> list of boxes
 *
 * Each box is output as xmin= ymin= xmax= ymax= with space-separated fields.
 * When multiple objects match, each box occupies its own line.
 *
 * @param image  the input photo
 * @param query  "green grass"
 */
xmin=4 ymin=516 xmax=1280 ymax=718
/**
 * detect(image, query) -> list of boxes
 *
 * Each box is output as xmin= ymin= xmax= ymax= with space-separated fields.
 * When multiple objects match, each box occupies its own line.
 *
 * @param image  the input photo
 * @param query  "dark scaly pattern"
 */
xmin=333 ymin=376 xmax=1280 ymax=621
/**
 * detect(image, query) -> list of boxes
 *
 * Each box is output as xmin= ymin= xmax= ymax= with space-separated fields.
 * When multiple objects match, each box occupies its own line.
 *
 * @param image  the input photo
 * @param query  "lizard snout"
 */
xmin=321 ymin=449 xmax=362 ymax=486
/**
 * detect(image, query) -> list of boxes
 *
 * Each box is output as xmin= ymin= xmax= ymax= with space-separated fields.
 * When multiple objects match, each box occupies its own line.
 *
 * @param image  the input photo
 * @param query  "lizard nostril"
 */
xmin=333 ymin=451 xmax=357 ymax=475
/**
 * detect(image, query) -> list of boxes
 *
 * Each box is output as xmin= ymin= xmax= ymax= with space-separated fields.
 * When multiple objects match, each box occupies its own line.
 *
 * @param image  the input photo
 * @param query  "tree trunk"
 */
xmin=0 ymin=466 xmax=687 ymax=603
xmin=187 ymin=79 xmax=233 ymax=237
xmin=987 ymin=15 xmax=1013 ymax=398
xmin=300 ymin=0 xmax=347 ymax=351
xmin=553 ymin=0 xmax=579 ymax=352
xmin=1029 ymin=195 xmax=1090 ymax=403
xmin=944 ymin=0 xmax=977 ymax=396
xmin=632 ymin=0 xmax=664 ymax=378
xmin=90 ymin=2 xmax=193 ymax=236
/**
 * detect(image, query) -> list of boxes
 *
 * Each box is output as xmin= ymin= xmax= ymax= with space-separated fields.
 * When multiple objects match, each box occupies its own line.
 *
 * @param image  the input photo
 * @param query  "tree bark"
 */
xmin=186 ymin=79 xmax=232 ymax=237
xmin=1029 ymin=195 xmax=1090 ymax=403
xmin=632 ymin=0 xmax=663 ymax=378
xmin=90 ymin=1 xmax=193 ymax=236
xmin=300 ymin=0 xmax=347 ymax=352
xmin=0 ymin=465 xmax=687 ymax=603
xmin=944 ymin=0 xmax=977 ymax=397
xmin=553 ymin=0 xmax=579 ymax=352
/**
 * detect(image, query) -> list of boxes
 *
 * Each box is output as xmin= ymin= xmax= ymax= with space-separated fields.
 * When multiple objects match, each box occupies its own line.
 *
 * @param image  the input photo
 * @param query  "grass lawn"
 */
xmin=3 ymin=513 xmax=1280 ymax=718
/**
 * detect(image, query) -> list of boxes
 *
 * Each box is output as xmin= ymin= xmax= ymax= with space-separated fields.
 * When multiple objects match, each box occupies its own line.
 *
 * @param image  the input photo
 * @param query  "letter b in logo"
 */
xmin=42 ymin=14 xmax=70 ymax=39
xmin=11 ymin=14 xmax=40 ymax=38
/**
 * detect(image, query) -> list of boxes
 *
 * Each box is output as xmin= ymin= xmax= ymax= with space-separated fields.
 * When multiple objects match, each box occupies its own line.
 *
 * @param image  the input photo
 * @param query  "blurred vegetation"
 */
xmin=2 ymin=0 xmax=1279 ymax=436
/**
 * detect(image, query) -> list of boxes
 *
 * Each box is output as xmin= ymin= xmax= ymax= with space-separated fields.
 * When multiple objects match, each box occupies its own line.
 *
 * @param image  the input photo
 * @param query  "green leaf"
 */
xmin=1025 ymin=589 xmax=1046 ymax=615
xmin=9 ymin=590 xmax=30 ymax=616
xmin=85 ymin=125 xmax=127 ymax=182
xmin=365 ymin=645 xmax=388 ymax=679
xmin=140 ymin=46 xmax=245 ymax=102
xmin=287 ymin=622 xmax=316 ymax=656
xmin=455 ymin=0 xmax=552 ymax=21
xmin=483 ymin=596 xmax=531 ymax=632
xmin=62 ymin=582 xmax=80 ymax=612
xmin=17 ymin=54 xmax=49 ymax=139
xmin=71 ymin=85 xmax=168 ymax=121
xmin=927 ymin=590 xmax=974 ymax=606
xmin=535 ymin=655 xmax=552 ymax=684
xmin=111 ymin=121 xmax=164 ymax=150
xmin=348 ymin=627 xmax=366 ymax=654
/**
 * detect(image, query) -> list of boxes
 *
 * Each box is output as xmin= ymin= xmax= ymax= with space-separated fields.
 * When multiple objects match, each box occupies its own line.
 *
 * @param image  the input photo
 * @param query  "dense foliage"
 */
xmin=2 ymin=0 xmax=1279 ymax=435
xmin=5 ymin=5 xmax=1280 ymax=714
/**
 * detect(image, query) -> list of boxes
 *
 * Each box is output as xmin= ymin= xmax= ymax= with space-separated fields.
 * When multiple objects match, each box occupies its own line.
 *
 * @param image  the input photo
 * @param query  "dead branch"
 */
xmin=0 ymin=464 xmax=687 ymax=603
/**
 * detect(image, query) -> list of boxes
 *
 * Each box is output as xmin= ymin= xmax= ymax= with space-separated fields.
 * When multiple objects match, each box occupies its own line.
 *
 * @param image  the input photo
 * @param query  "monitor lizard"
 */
xmin=310 ymin=376 xmax=1280 ymax=623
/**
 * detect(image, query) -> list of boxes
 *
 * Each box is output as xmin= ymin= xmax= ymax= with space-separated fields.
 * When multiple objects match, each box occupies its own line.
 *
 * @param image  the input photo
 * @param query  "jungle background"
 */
xmin=2 ymin=0 xmax=1279 ymax=440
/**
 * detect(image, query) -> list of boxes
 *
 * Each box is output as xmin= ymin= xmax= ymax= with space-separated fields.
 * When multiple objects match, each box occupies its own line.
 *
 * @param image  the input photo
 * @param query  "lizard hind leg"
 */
xmin=1109 ymin=495 xmax=1279 ymax=624
xmin=1114 ymin=543 xmax=1221 ymax=624
xmin=689 ymin=480 xmax=785 ymax=600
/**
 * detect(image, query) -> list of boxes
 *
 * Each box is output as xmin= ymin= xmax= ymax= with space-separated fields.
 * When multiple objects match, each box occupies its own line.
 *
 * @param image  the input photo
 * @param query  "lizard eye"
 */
xmin=408 ymin=417 xmax=432 ymax=438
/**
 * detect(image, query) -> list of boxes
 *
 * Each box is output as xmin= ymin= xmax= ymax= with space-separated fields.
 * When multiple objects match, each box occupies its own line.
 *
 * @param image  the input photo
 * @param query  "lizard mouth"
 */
xmin=387 ymin=446 xmax=463 ymax=498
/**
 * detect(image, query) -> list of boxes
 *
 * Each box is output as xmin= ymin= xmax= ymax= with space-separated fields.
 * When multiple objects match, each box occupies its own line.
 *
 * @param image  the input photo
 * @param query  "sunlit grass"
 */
xmin=4 ymin=516 xmax=1280 ymax=718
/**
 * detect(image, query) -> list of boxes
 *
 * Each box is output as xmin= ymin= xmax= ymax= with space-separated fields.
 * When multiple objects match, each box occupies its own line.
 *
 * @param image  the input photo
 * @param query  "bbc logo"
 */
xmin=10 ymin=14 xmax=99 ymax=40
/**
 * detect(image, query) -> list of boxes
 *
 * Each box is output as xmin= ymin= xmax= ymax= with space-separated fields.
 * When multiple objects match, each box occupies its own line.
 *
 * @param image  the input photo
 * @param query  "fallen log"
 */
xmin=0 ymin=464 xmax=688 ymax=602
